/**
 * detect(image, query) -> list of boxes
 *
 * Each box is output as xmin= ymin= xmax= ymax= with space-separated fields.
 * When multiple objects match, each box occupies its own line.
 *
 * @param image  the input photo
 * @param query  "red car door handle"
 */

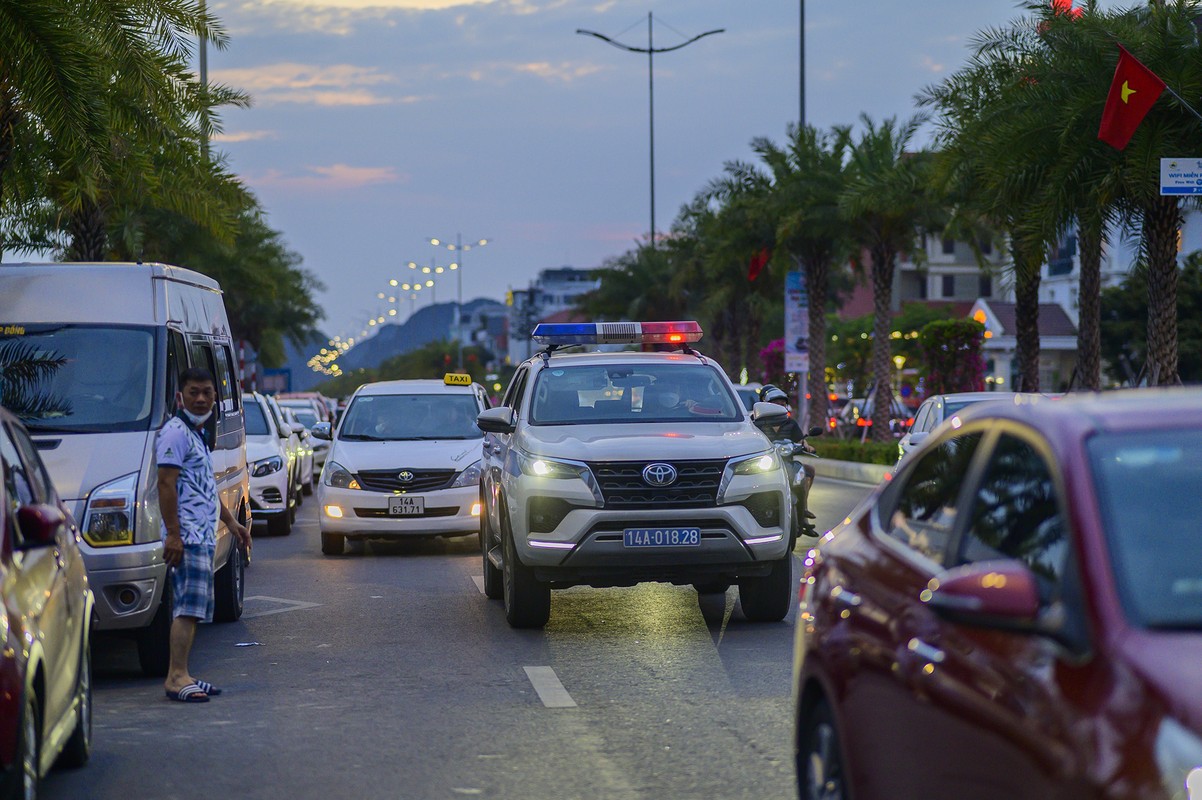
xmin=831 ymin=586 xmax=862 ymax=609
xmin=906 ymin=637 xmax=945 ymax=664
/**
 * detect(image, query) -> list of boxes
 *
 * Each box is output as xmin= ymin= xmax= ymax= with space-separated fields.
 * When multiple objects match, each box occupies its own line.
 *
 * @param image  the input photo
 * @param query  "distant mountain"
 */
xmin=280 ymin=330 xmax=331 ymax=392
xmin=336 ymin=298 xmax=503 ymax=373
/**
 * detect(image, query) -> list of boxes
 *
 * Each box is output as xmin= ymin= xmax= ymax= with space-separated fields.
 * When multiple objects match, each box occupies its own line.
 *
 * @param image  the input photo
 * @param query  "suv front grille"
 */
xmin=588 ymin=459 xmax=727 ymax=509
xmin=356 ymin=469 xmax=456 ymax=493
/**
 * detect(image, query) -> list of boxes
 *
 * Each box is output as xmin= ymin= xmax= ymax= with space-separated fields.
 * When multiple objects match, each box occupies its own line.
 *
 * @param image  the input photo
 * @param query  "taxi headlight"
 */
xmin=83 ymin=472 xmax=138 ymax=547
xmin=451 ymin=460 xmax=483 ymax=488
xmin=251 ymin=456 xmax=284 ymax=477
xmin=323 ymin=461 xmax=360 ymax=490
xmin=732 ymin=450 xmax=781 ymax=475
xmin=1155 ymin=716 xmax=1202 ymax=800
xmin=516 ymin=451 xmax=585 ymax=480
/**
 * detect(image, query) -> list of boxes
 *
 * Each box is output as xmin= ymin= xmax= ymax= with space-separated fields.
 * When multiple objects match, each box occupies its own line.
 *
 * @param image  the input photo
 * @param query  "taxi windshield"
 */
xmin=0 ymin=323 xmax=157 ymax=433
xmin=339 ymin=393 xmax=481 ymax=441
xmin=1089 ymin=430 xmax=1202 ymax=630
xmin=529 ymin=363 xmax=741 ymax=425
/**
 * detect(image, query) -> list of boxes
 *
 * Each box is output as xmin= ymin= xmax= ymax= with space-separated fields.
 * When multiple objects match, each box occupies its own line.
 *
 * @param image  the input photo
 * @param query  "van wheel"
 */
xmin=693 ymin=581 xmax=730 ymax=594
xmin=137 ymin=577 xmax=172 ymax=677
xmin=57 ymin=629 xmax=92 ymax=769
xmin=502 ymin=515 xmax=550 ymax=628
xmin=267 ymin=509 xmax=291 ymax=537
xmin=213 ymin=543 xmax=245 ymax=622
xmin=738 ymin=556 xmax=792 ymax=622
xmin=798 ymin=699 xmax=846 ymax=800
xmin=321 ymin=532 xmax=344 ymax=556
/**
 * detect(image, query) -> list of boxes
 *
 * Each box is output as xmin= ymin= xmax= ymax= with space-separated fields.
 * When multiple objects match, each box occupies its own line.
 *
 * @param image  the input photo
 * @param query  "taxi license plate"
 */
xmin=622 ymin=527 xmax=701 ymax=548
xmin=388 ymin=496 xmax=425 ymax=516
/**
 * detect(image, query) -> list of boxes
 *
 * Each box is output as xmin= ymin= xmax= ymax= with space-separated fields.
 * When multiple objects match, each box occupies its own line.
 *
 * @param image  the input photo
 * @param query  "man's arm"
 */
xmin=157 ymin=466 xmax=183 ymax=567
xmin=219 ymin=502 xmax=251 ymax=550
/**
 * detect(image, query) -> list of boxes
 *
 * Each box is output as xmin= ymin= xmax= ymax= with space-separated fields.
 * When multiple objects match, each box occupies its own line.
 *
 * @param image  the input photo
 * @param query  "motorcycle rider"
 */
xmin=753 ymin=385 xmax=817 ymax=526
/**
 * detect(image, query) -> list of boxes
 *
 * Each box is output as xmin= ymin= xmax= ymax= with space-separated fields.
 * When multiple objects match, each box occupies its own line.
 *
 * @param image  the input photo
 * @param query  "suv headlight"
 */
xmin=251 ymin=456 xmax=284 ymax=477
xmin=82 ymin=472 xmax=138 ymax=547
xmin=732 ymin=450 xmax=781 ymax=475
xmin=322 ymin=461 xmax=360 ymax=490
xmin=451 ymin=459 xmax=483 ymax=488
xmin=516 ymin=451 xmax=586 ymax=480
xmin=1155 ymin=717 xmax=1202 ymax=800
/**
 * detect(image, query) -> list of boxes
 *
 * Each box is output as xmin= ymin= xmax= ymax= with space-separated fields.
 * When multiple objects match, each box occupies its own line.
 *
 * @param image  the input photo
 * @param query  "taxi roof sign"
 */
xmin=444 ymin=373 xmax=472 ymax=386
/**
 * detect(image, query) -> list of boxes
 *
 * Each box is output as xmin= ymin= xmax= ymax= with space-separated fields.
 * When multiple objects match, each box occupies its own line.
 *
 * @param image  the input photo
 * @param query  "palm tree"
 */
xmin=840 ymin=114 xmax=936 ymax=440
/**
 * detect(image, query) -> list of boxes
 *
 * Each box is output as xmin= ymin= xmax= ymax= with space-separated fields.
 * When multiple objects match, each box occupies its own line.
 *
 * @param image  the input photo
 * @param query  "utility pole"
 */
xmin=799 ymin=0 xmax=806 ymax=127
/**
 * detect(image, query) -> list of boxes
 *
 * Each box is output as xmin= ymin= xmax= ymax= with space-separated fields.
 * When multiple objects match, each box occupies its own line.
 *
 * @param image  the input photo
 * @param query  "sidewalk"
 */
xmin=810 ymin=457 xmax=892 ymax=486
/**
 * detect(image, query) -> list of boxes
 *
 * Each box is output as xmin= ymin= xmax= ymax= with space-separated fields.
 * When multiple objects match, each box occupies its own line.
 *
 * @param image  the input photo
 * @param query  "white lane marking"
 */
xmin=817 ymin=475 xmax=883 ymax=488
xmin=240 ymin=596 xmax=322 ymax=619
xmin=471 ymin=576 xmax=485 ymax=594
xmin=524 ymin=666 xmax=577 ymax=708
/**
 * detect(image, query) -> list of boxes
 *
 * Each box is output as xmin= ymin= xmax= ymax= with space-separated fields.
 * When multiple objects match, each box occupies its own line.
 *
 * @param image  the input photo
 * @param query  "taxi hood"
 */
xmin=332 ymin=437 xmax=482 ymax=471
xmin=517 ymin=422 xmax=768 ymax=463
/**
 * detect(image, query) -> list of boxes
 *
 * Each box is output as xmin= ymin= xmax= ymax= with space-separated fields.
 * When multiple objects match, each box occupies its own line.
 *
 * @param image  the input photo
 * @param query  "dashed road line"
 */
xmin=471 ymin=576 xmax=485 ymax=594
xmin=240 ymin=596 xmax=322 ymax=619
xmin=524 ymin=666 xmax=577 ymax=708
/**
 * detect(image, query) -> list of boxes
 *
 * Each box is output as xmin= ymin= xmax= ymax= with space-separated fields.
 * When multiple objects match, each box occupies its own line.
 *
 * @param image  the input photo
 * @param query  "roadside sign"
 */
xmin=784 ymin=271 xmax=809 ymax=374
xmin=1160 ymin=158 xmax=1202 ymax=195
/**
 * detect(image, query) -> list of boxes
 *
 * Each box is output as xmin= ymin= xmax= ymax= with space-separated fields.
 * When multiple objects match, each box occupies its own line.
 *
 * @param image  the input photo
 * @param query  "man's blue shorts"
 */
xmin=171 ymin=542 xmax=215 ymax=623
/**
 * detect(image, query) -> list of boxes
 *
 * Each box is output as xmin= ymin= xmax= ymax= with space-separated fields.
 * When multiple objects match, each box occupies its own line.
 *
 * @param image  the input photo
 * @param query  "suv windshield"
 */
xmin=1089 ymin=430 xmax=1202 ymax=630
xmin=529 ymin=363 xmax=741 ymax=425
xmin=0 ymin=324 xmax=157 ymax=433
xmin=339 ymin=393 xmax=481 ymax=441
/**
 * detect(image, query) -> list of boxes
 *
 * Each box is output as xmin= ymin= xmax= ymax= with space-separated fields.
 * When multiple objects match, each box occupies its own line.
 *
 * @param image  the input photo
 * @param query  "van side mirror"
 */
xmin=311 ymin=422 xmax=332 ymax=441
xmin=477 ymin=407 xmax=516 ymax=435
xmin=16 ymin=504 xmax=65 ymax=547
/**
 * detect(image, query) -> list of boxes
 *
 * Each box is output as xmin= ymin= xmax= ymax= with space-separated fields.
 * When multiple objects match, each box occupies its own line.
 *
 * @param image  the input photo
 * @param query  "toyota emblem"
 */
xmin=397 ymin=470 xmax=415 ymax=483
xmin=642 ymin=463 xmax=678 ymax=487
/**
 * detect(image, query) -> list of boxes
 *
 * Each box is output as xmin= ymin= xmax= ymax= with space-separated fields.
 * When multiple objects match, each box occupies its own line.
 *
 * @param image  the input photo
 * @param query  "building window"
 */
xmin=979 ymin=238 xmax=993 ymax=255
xmin=942 ymin=275 xmax=956 ymax=298
xmin=979 ymin=275 xmax=992 ymax=297
xmin=941 ymin=237 xmax=956 ymax=255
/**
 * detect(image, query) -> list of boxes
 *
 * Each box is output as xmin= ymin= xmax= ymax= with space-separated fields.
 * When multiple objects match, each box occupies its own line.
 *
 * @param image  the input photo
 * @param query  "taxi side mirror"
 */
xmin=477 ymin=407 xmax=516 ymax=435
xmin=751 ymin=402 xmax=787 ymax=423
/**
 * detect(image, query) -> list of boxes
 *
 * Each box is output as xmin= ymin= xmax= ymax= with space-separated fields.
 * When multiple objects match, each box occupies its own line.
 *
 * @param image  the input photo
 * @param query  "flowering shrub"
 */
xmin=759 ymin=338 xmax=786 ymax=386
xmin=919 ymin=319 xmax=986 ymax=394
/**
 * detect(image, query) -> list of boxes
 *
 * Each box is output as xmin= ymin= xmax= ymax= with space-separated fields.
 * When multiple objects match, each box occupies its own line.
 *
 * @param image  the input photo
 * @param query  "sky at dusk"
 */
xmin=204 ymin=0 xmax=1113 ymax=344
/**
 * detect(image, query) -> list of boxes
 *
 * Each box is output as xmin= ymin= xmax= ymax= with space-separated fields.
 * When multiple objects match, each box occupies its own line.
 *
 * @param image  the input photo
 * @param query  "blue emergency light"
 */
xmin=530 ymin=321 xmax=703 ymax=346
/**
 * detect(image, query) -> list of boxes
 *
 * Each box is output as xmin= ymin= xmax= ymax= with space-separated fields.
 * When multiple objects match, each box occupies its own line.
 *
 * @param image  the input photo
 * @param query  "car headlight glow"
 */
xmin=82 ymin=472 xmax=138 ymax=547
xmin=322 ymin=461 xmax=360 ymax=490
xmin=451 ymin=460 xmax=483 ymax=488
xmin=251 ymin=456 xmax=284 ymax=477
xmin=732 ymin=450 xmax=780 ymax=475
xmin=1155 ymin=716 xmax=1202 ymax=800
xmin=516 ymin=451 xmax=585 ymax=480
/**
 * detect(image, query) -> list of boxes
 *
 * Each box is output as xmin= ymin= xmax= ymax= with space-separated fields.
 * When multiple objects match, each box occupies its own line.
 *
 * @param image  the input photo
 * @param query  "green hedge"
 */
xmin=809 ymin=438 xmax=900 ymax=466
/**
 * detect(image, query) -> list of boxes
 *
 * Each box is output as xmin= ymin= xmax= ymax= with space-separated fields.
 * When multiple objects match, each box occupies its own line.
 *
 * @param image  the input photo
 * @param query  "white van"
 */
xmin=0 ymin=262 xmax=251 ymax=675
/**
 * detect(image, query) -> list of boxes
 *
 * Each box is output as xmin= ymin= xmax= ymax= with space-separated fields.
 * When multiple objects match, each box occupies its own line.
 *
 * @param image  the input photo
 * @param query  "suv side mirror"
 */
xmin=16 ymin=504 xmax=65 ymax=547
xmin=311 ymin=422 xmax=333 ymax=441
xmin=290 ymin=422 xmax=306 ymax=436
xmin=751 ymin=402 xmax=787 ymax=422
xmin=477 ymin=407 xmax=516 ymax=435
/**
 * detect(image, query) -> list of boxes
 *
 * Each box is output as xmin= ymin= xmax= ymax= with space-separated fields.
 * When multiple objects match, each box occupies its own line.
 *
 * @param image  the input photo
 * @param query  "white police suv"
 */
xmin=312 ymin=374 xmax=489 ymax=555
xmin=476 ymin=321 xmax=794 ymax=628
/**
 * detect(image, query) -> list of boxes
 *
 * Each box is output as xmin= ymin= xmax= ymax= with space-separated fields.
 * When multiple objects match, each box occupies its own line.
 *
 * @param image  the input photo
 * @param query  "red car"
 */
xmin=793 ymin=388 xmax=1202 ymax=800
xmin=0 ymin=408 xmax=94 ymax=799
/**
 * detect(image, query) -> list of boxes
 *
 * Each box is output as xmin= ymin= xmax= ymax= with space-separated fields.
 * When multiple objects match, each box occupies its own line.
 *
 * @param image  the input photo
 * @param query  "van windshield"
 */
xmin=0 ymin=324 xmax=157 ymax=433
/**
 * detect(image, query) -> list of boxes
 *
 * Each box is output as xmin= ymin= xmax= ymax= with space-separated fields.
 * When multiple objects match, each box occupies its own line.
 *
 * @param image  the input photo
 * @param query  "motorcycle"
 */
xmin=772 ymin=425 xmax=824 ymax=548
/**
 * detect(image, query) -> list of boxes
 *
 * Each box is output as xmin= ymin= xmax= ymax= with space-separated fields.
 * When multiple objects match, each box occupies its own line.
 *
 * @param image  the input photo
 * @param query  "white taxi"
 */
xmin=312 ymin=375 xmax=488 ymax=555
xmin=477 ymin=321 xmax=794 ymax=628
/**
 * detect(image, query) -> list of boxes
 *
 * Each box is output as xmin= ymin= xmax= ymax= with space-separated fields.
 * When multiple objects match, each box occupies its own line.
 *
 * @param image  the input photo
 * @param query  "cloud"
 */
xmin=210 ymin=63 xmax=400 ymax=106
xmin=507 ymin=62 xmax=605 ymax=83
xmin=245 ymin=163 xmax=407 ymax=190
xmin=227 ymin=0 xmax=496 ymax=34
xmin=212 ymin=130 xmax=278 ymax=142
xmin=920 ymin=55 xmax=945 ymax=73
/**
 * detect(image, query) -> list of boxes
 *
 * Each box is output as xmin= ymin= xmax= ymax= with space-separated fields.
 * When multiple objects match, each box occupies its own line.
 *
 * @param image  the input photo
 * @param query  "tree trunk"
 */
xmin=869 ymin=244 xmax=896 ymax=442
xmin=67 ymin=197 xmax=108 ymax=261
xmin=1074 ymin=220 xmax=1103 ymax=392
xmin=804 ymin=257 xmax=829 ymax=431
xmin=1012 ymin=238 xmax=1042 ymax=392
xmin=0 ymin=81 xmax=16 ymax=233
xmin=1142 ymin=195 xmax=1181 ymax=386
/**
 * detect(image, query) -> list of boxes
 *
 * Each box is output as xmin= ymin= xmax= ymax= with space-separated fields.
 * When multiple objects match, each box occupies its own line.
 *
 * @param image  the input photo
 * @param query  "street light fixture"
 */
xmin=577 ymin=15 xmax=723 ymax=248
xmin=429 ymin=235 xmax=489 ymax=370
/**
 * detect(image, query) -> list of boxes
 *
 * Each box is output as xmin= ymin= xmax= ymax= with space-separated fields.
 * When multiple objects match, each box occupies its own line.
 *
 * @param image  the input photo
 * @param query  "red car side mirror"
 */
xmin=16 ymin=504 xmax=65 ymax=547
xmin=924 ymin=560 xmax=1041 ymax=627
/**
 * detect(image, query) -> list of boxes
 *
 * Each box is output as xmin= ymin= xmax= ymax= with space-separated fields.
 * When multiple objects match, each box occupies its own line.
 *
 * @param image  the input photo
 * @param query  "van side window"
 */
xmin=882 ymin=432 xmax=983 ymax=564
xmin=166 ymin=329 xmax=186 ymax=411
xmin=188 ymin=337 xmax=216 ymax=378
xmin=213 ymin=345 xmax=239 ymax=415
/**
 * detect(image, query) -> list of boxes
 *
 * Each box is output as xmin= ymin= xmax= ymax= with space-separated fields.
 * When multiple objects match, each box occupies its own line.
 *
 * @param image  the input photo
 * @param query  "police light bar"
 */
xmin=531 ymin=321 xmax=703 ymax=346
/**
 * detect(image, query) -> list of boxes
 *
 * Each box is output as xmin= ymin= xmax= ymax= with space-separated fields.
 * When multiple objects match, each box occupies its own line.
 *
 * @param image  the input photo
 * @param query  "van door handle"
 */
xmin=906 ymin=637 xmax=945 ymax=664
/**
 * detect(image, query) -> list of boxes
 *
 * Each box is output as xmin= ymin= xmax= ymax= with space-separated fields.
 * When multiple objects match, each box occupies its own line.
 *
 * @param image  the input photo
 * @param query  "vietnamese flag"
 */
xmin=747 ymin=247 xmax=771 ymax=281
xmin=1098 ymin=45 xmax=1165 ymax=150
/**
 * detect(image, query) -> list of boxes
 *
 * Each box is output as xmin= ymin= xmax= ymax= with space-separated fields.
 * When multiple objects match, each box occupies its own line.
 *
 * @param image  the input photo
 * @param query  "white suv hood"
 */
xmin=332 ymin=438 xmax=482 ymax=471
xmin=245 ymin=434 xmax=284 ymax=464
xmin=517 ymin=422 xmax=768 ymax=463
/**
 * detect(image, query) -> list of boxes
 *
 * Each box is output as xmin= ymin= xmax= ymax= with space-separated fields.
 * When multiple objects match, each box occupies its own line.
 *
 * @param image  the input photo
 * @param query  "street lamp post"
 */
xmin=577 ymin=15 xmax=723 ymax=248
xmin=429 ymin=235 xmax=488 ymax=371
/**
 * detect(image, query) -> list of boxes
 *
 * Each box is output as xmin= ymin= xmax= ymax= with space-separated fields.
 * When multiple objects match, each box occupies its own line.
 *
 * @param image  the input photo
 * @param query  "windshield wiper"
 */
xmin=24 ymin=425 xmax=84 ymax=434
xmin=339 ymin=433 xmax=385 ymax=441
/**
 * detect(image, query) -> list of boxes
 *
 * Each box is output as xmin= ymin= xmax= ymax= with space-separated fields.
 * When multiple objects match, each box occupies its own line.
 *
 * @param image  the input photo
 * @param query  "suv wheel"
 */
xmin=501 ymin=512 xmax=550 ymax=628
xmin=738 ymin=556 xmax=792 ymax=622
xmin=267 ymin=508 xmax=292 ymax=536
xmin=798 ymin=699 xmax=846 ymax=800
xmin=480 ymin=503 xmax=502 ymax=600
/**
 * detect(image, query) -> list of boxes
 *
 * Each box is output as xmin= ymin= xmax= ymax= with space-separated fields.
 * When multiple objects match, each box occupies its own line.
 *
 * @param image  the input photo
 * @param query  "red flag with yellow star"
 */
xmin=1098 ymin=45 xmax=1165 ymax=150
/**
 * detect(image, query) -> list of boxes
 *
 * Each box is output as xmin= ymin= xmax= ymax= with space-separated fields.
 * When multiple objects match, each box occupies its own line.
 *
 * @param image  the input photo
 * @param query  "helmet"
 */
xmin=760 ymin=385 xmax=788 ymax=404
